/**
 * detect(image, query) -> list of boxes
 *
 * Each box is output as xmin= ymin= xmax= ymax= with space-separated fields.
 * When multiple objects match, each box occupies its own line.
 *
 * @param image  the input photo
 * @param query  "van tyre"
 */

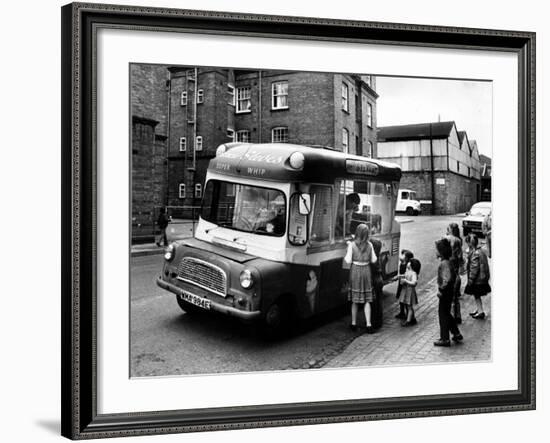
xmin=262 ymin=298 xmax=292 ymax=339
xmin=406 ymin=207 xmax=415 ymax=216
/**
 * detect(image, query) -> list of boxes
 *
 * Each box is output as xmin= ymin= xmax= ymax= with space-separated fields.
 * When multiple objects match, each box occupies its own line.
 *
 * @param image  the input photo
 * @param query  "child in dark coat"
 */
xmin=434 ymin=238 xmax=463 ymax=347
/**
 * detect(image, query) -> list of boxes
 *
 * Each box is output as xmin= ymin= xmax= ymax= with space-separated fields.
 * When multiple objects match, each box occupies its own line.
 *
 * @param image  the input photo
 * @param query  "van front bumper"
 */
xmin=156 ymin=277 xmax=262 ymax=322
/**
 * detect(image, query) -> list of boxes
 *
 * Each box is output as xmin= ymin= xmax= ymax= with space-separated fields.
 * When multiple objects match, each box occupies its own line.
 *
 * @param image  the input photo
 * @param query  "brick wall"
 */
xmin=130 ymin=64 xmax=170 ymax=241
xmin=399 ymin=171 xmax=480 ymax=215
xmin=131 ymin=119 xmax=167 ymax=240
xmin=168 ymin=68 xmax=233 ymax=207
xmin=130 ymin=64 xmax=169 ymax=136
xmin=259 ymin=71 xmax=335 ymax=146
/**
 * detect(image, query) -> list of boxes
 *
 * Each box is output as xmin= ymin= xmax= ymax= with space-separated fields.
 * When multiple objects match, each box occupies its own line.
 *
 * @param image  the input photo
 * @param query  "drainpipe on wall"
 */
xmin=165 ymin=70 xmax=172 ymax=207
xmin=430 ymin=123 xmax=436 ymax=215
xmin=192 ymin=67 xmax=198 ymax=171
xmin=258 ymin=70 xmax=262 ymax=143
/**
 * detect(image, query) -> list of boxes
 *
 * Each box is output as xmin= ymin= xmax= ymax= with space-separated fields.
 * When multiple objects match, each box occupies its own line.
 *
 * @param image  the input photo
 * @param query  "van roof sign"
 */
xmin=345 ymin=159 xmax=379 ymax=176
xmin=209 ymin=143 xmax=401 ymax=183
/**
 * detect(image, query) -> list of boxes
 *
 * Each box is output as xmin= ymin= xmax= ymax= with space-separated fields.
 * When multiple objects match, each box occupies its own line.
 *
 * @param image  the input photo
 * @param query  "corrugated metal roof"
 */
xmin=377 ymin=121 xmax=455 ymax=141
xmin=479 ymin=154 xmax=492 ymax=166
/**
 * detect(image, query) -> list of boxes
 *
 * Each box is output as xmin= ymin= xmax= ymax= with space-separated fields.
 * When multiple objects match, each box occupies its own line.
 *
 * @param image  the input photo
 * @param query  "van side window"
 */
xmin=335 ymin=179 xmax=360 ymax=240
xmin=288 ymin=194 xmax=308 ymax=246
xmin=402 ymin=191 xmax=409 ymax=199
xmin=338 ymin=179 xmax=392 ymax=236
xmin=309 ymin=185 xmax=333 ymax=246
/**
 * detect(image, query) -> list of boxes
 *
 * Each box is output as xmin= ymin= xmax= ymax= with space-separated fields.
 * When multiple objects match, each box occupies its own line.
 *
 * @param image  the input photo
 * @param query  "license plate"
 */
xmin=180 ymin=290 xmax=211 ymax=310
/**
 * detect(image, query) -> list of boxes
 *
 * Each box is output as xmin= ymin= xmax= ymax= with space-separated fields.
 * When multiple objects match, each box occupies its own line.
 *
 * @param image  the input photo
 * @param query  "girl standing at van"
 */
xmin=399 ymin=258 xmax=421 ymax=326
xmin=344 ymin=223 xmax=377 ymax=334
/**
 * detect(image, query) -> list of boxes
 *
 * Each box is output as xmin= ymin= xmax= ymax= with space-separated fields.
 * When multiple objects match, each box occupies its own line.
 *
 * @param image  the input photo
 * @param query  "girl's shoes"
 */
xmin=365 ymin=326 xmax=375 ymax=334
xmin=433 ymin=339 xmax=451 ymax=347
xmin=472 ymin=312 xmax=486 ymax=320
xmin=350 ymin=324 xmax=358 ymax=332
xmin=401 ymin=318 xmax=417 ymax=327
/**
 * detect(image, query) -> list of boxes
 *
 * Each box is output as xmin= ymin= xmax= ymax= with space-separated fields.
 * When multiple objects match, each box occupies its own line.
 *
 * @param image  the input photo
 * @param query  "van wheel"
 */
xmin=406 ymin=207 xmax=415 ymax=216
xmin=176 ymin=294 xmax=204 ymax=315
xmin=262 ymin=298 xmax=292 ymax=339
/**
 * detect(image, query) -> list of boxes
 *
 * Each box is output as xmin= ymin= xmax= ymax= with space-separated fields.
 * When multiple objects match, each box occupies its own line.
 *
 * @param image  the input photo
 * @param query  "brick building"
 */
xmin=130 ymin=65 xmax=379 ymax=242
xmin=377 ymin=121 xmax=482 ymax=215
xmin=130 ymin=64 xmax=170 ymax=241
xmin=165 ymin=67 xmax=379 ymax=208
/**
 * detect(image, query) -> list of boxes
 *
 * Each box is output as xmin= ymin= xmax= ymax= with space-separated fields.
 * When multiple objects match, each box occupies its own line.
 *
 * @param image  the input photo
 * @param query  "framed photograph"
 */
xmin=61 ymin=2 xmax=535 ymax=439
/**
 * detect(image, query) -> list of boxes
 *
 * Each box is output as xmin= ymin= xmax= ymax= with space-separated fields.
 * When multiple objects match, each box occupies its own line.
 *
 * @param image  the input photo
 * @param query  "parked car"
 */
xmin=462 ymin=201 xmax=491 ymax=237
xmin=395 ymin=189 xmax=421 ymax=215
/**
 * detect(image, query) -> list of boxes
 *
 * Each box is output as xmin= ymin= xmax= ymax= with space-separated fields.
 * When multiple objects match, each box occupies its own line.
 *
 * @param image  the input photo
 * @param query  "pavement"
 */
xmin=131 ymin=219 xmax=195 ymax=257
xmin=323 ymin=274 xmax=491 ymax=369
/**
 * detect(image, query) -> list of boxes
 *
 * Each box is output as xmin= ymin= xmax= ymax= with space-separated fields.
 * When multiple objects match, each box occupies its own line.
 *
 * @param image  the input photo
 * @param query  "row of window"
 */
xmin=179 ymin=126 xmax=288 ymax=152
xmin=179 ymin=136 xmax=202 ymax=152
xmin=180 ymin=90 xmax=204 ymax=106
xmin=181 ymin=81 xmax=289 ymax=112
xmin=341 ymin=82 xmax=374 ymax=127
xmin=180 ymin=81 xmax=374 ymax=129
xmin=179 ymin=129 xmax=372 ymax=153
xmin=179 ymin=183 xmax=202 ymax=199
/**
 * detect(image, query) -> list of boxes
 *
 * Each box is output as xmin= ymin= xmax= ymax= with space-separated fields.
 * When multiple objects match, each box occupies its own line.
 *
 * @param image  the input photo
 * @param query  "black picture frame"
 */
xmin=61 ymin=2 xmax=536 ymax=439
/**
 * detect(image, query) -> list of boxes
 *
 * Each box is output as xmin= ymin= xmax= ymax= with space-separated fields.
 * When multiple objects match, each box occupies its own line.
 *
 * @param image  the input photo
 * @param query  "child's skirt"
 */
xmin=348 ymin=263 xmax=374 ymax=303
xmin=398 ymin=285 xmax=418 ymax=306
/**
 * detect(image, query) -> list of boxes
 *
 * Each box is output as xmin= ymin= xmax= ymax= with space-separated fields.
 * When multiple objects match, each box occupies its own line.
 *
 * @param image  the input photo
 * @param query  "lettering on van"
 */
xmin=345 ymin=159 xmax=379 ymax=176
xmin=219 ymin=149 xmax=284 ymax=164
xmin=244 ymin=150 xmax=284 ymax=164
xmin=216 ymin=162 xmax=231 ymax=171
xmin=246 ymin=167 xmax=266 ymax=176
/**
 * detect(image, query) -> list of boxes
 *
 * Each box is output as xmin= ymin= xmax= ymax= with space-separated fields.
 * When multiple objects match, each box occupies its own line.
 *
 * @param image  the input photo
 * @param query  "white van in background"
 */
xmin=395 ymin=189 xmax=421 ymax=215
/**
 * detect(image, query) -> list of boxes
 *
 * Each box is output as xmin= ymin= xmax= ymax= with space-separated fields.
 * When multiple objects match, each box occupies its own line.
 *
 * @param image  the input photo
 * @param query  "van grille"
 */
xmin=177 ymin=257 xmax=227 ymax=297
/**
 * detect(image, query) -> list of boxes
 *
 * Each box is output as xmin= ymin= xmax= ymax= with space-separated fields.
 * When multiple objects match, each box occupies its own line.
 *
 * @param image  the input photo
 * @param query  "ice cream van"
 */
xmin=157 ymin=143 xmax=402 ymax=336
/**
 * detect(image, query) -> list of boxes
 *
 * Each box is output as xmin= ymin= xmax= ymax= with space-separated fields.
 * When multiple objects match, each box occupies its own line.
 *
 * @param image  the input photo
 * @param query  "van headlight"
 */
xmin=164 ymin=243 xmax=176 ymax=261
xmin=239 ymin=269 xmax=254 ymax=289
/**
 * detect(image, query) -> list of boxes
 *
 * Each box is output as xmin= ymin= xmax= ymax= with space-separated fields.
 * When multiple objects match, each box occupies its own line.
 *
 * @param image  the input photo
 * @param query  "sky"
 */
xmin=375 ymin=76 xmax=492 ymax=158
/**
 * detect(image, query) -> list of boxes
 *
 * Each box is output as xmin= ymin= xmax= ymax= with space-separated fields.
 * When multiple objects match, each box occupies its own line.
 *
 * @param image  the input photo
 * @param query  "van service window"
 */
xmin=201 ymin=180 xmax=286 ymax=236
xmin=335 ymin=179 xmax=394 ymax=238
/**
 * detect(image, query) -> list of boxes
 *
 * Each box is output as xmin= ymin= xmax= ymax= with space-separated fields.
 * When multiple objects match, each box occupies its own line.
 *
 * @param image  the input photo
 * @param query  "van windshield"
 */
xmin=201 ymin=180 xmax=286 ymax=236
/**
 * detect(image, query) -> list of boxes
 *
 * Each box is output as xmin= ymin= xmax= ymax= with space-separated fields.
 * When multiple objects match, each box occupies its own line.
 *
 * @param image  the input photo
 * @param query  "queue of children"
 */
xmin=344 ymin=221 xmax=491 ymax=347
xmin=433 ymin=225 xmax=491 ymax=347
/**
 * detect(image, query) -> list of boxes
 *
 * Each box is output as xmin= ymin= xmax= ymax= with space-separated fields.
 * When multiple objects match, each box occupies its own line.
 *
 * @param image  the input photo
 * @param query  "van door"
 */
xmin=306 ymin=184 xmax=348 ymax=313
